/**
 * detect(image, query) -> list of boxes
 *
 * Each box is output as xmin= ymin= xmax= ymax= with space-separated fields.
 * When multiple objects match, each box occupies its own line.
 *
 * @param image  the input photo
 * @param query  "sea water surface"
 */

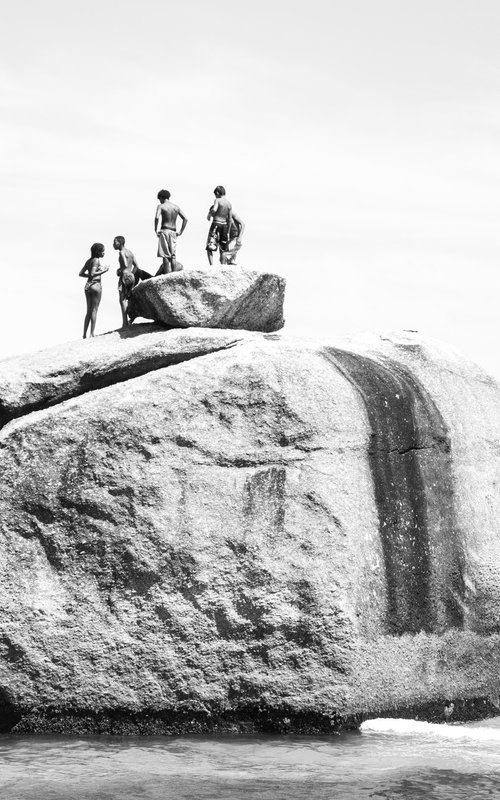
xmin=1 ymin=717 xmax=500 ymax=800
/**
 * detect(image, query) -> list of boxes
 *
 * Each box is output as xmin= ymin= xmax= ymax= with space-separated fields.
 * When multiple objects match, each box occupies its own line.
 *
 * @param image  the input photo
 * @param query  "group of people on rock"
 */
xmin=79 ymin=186 xmax=245 ymax=339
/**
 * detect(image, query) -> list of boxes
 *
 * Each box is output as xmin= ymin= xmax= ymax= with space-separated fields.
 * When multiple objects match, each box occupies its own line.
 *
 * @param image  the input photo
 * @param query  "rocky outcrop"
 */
xmin=128 ymin=269 xmax=285 ymax=332
xmin=1 ymin=328 xmax=500 ymax=734
xmin=0 ymin=325 xmax=254 ymax=428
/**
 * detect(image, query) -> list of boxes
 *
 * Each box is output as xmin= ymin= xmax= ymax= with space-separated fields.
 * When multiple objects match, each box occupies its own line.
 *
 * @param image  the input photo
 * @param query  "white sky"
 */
xmin=1 ymin=0 xmax=500 ymax=377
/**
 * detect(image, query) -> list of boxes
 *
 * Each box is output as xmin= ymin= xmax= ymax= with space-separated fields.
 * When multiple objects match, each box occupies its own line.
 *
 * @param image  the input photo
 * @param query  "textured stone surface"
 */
xmin=1 ymin=329 xmax=500 ymax=734
xmin=128 ymin=269 xmax=285 ymax=331
xmin=0 ymin=325 xmax=256 ymax=428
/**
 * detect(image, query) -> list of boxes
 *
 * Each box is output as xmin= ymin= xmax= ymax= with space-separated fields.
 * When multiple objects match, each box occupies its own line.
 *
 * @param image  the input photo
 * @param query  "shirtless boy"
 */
xmin=155 ymin=189 xmax=188 ymax=275
xmin=113 ymin=236 xmax=152 ymax=328
xmin=221 ymin=211 xmax=245 ymax=265
xmin=206 ymin=185 xmax=233 ymax=265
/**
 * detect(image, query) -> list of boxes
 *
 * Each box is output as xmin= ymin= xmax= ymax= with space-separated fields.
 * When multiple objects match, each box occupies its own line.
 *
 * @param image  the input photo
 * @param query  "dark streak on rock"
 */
xmin=243 ymin=466 xmax=286 ymax=538
xmin=321 ymin=347 xmax=465 ymax=636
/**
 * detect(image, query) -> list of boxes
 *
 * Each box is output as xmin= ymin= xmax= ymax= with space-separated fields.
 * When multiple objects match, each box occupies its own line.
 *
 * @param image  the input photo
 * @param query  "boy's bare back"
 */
xmin=118 ymin=247 xmax=137 ymax=272
xmin=157 ymin=201 xmax=181 ymax=230
xmin=212 ymin=196 xmax=232 ymax=224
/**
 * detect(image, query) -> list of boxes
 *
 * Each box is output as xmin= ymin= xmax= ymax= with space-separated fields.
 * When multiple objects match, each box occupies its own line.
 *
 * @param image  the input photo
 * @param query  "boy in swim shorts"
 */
xmin=155 ymin=189 xmax=188 ymax=275
xmin=113 ymin=236 xmax=151 ymax=328
xmin=206 ymin=185 xmax=233 ymax=266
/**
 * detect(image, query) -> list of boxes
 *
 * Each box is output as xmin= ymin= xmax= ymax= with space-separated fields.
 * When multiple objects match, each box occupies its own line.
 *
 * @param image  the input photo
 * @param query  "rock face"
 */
xmin=1 ymin=328 xmax=500 ymax=734
xmin=0 ymin=324 xmax=250 ymax=428
xmin=128 ymin=269 xmax=285 ymax=332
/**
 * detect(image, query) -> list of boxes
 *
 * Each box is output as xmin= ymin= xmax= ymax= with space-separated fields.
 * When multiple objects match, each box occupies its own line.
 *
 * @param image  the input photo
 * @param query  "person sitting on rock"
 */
xmin=206 ymin=185 xmax=233 ymax=266
xmin=113 ymin=236 xmax=152 ymax=328
xmin=221 ymin=211 xmax=245 ymax=265
xmin=79 ymin=243 xmax=109 ymax=339
xmin=155 ymin=189 xmax=188 ymax=275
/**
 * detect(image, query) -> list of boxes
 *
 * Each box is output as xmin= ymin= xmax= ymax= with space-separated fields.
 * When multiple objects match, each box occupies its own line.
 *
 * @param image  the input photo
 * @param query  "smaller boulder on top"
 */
xmin=128 ymin=268 xmax=285 ymax=332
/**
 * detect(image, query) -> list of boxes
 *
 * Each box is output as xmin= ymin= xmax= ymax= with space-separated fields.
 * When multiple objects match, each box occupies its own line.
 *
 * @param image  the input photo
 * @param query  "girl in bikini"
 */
xmin=79 ymin=243 xmax=109 ymax=339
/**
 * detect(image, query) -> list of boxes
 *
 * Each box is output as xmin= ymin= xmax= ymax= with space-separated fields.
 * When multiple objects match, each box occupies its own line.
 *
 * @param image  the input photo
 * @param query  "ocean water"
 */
xmin=1 ymin=717 xmax=500 ymax=800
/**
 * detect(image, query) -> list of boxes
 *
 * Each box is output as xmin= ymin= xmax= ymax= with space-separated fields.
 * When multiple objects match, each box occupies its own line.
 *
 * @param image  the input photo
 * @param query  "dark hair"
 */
xmin=90 ymin=242 xmax=105 ymax=257
xmin=214 ymin=185 xmax=226 ymax=196
xmin=157 ymin=189 xmax=171 ymax=201
xmin=114 ymin=235 xmax=125 ymax=246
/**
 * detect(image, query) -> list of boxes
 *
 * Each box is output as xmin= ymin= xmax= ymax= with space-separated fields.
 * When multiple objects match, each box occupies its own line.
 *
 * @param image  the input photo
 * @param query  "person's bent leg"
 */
xmin=156 ymin=258 xmax=170 ymax=276
xmin=227 ymin=239 xmax=240 ymax=265
xmin=206 ymin=225 xmax=218 ymax=265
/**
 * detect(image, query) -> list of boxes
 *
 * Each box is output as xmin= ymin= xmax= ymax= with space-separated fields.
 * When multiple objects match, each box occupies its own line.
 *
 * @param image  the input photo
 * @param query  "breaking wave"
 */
xmin=360 ymin=716 xmax=500 ymax=741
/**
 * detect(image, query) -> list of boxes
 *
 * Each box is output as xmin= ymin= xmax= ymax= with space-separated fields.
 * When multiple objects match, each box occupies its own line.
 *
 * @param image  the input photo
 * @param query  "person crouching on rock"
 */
xmin=79 ymin=243 xmax=109 ymax=339
xmin=206 ymin=185 xmax=233 ymax=265
xmin=113 ymin=235 xmax=152 ymax=328
xmin=221 ymin=211 xmax=245 ymax=265
xmin=154 ymin=189 xmax=188 ymax=275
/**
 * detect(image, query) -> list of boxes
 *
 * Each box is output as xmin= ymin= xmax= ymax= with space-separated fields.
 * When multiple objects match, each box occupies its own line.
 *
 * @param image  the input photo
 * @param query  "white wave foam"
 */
xmin=360 ymin=718 xmax=500 ymax=741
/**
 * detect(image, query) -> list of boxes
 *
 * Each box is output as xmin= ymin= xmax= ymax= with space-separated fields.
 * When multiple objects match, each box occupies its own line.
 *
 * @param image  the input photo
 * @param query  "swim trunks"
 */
xmin=206 ymin=222 xmax=229 ymax=252
xmin=158 ymin=230 xmax=177 ymax=259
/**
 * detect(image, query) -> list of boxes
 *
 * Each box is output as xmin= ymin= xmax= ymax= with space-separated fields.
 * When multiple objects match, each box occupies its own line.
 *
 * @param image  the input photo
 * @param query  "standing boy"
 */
xmin=206 ymin=185 xmax=233 ymax=265
xmin=113 ymin=236 xmax=151 ymax=328
xmin=155 ymin=189 xmax=188 ymax=275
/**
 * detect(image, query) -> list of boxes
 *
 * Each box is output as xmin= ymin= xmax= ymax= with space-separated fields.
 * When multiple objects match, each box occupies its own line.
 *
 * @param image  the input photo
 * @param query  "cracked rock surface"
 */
xmin=1 ymin=327 xmax=500 ymax=734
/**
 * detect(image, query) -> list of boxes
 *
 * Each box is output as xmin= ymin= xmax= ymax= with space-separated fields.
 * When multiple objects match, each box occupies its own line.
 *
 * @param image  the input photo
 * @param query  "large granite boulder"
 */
xmin=128 ymin=269 xmax=285 ymax=332
xmin=1 ymin=328 xmax=500 ymax=734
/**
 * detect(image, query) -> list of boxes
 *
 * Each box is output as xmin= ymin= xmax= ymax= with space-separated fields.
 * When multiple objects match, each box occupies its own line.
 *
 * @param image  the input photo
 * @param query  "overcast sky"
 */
xmin=1 ymin=0 xmax=499 ymax=377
